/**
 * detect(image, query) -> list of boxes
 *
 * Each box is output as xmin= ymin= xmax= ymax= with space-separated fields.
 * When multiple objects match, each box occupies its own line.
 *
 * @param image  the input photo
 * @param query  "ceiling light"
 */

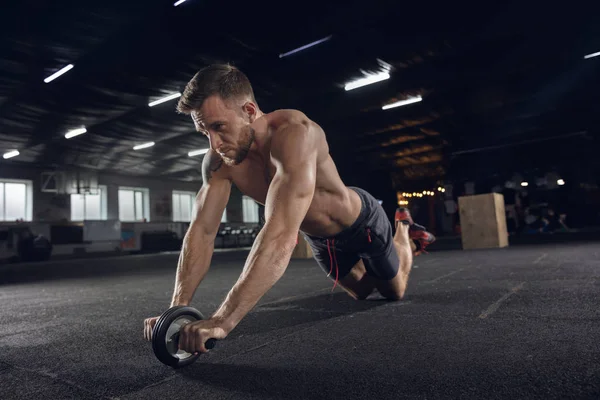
xmin=148 ymin=93 xmax=181 ymax=107
xmin=44 ymin=64 xmax=74 ymax=83
xmin=133 ymin=142 xmax=155 ymax=150
xmin=65 ymin=127 xmax=87 ymax=139
xmin=188 ymin=148 xmax=210 ymax=157
xmin=279 ymin=35 xmax=332 ymax=58
xmin=344 ymin=72 xmax=390 ymax=91
xmin=584 ymin=51 xmax=600 ymax=59
xmin=174 ymin=0 xmax=186 ymax=5
xmin=557 ymin=179 xmax=565 ymax=186
xmin=521 ymin=181 xmax=529 ymax=187
xmin=382 ymin=96 xmax=423 ymax=110
xmin=3 ymin=150 xmax=19 ymax=159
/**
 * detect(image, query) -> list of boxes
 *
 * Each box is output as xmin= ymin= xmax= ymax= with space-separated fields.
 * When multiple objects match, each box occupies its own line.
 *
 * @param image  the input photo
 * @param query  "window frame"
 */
xmin=70 ymin=185 xmax=108 ymax=221
xmin=242 ymin=195 xmax=260 ymax=223
xmin=172 ymin=190 xmax=196 ymax=222
xmin=118 ymin=186 xmax=150 ymax=222
xmin=0 ymin=178 xmax=33 ymax=222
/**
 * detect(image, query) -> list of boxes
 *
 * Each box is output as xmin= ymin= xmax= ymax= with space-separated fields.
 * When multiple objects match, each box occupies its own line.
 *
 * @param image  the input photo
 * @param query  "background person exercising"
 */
xmin=143 ymin=64 xmax=435 ymax=354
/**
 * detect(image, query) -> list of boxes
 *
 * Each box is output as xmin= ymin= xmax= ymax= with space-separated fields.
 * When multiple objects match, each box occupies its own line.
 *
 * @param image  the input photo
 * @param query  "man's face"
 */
xmin=191 ymin=95 xmax=255 ymax=166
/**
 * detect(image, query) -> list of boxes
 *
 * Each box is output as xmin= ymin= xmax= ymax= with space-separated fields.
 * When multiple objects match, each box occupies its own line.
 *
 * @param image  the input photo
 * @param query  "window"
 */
xmin=173 ymin=191 xmax=195 ymax=222
xmin=0 ymin=179 xmax=33 ymax=221
xmin=242 ymin=196 xmax=259 ymax=223
xmin=221 ymin=208 xmax=227 ymax=223
xmin=173 ymin=190 xmax=228 ymax=223
xmin=118 ymin=187 xmax=150 ymax=222
xmin=71 ymin=185 xmax=107 ymax=221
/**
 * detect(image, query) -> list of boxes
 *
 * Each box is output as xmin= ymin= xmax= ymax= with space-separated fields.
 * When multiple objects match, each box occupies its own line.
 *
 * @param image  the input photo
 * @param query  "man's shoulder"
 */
xmin=265 ymin=110 xmax=324 ymax=165
xmin=265 ymin=109 xmax=310 ymax=128
xmin=201 ymin=149 xmax=229 ymax=182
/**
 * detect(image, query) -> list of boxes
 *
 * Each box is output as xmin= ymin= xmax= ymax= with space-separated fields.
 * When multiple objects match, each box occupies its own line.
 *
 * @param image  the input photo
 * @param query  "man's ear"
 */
xmin=243 ymin=101 xmax=258 ymax=122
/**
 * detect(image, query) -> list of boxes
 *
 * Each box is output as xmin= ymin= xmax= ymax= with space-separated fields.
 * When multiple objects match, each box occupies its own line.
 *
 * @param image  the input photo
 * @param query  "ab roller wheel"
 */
xmin=151 ymin=306 xmax=217 ymax=368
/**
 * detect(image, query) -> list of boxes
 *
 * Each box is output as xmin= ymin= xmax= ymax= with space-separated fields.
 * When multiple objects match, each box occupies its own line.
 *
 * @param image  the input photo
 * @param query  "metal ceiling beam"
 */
xmin=357 ymin=137 xmax=446 ymax=157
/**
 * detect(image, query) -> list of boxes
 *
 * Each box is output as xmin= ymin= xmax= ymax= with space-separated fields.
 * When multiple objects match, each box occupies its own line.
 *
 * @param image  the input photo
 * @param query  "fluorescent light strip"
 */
xmin=3 ymin=150 xmax=19 ymax=159
xmin=44 ymin=64 xmax=74 ymax=83
xmin=174 ymin=0 xmax=186 ymax=5
xmin=279 ymin=35 xmax=332 ymax=58
xmin=133 ymin=142 xmax=155 ymax=150
xmin=344 ymin=72 xmax=390 ymax=91
xmin=584 ymin=51 xmax=600 ymax=59
xmin=65 ymin=127 xmax=87 ymax=139
xmin=521 ymin=182 xmax=529 ymax=187
xmin=148 ymin=93 xmax=181 ymax=107
xmin=188 ymin=148 xmax=210 ymax=157
xmin=382 ymin=96 xmax=423 ymax=110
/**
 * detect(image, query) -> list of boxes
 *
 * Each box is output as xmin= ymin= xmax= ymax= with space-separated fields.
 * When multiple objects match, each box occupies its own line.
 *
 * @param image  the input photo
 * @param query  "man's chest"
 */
xmin=230 ymin=157 xmax=276 ymax=205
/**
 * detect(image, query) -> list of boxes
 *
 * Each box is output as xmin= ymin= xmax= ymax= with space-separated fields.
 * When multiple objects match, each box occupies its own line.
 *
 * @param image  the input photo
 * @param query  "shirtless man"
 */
xmin=143 ymin=64 xmax=435 ymax=354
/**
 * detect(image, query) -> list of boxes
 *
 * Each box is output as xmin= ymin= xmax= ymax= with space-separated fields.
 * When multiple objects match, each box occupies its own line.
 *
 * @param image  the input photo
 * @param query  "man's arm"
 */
xmin=170 ymin=150 xmax=231 ymax=307
xmin=211 ymin=117 xmax=317 ymax=332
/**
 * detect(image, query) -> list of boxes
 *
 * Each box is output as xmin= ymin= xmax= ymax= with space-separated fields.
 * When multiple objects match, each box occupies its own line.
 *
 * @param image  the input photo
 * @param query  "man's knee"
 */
xmin=377 ymin=271 xmax=407 ymax=300
xmin=383 ymin=290 xmax=404 ymax=301
xmin=353 ymin=291 xmax=370 ymax=301
xmin=348 ymin=278 xmax=404 ymax=300
xmin=378 ymin=282 xmax=405 ymax=300
xmin=347 ymin=285 xmax=373 ymax=300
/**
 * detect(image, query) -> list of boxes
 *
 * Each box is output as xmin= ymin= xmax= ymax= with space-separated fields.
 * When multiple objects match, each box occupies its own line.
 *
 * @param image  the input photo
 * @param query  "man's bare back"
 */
xmin=208 ymin=109 xmax=362 ymax=238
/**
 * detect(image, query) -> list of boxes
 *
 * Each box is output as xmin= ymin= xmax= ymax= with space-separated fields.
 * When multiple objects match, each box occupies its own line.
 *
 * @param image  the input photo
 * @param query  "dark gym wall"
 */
xmin=339 ymin=167 xmax=397 ymax=222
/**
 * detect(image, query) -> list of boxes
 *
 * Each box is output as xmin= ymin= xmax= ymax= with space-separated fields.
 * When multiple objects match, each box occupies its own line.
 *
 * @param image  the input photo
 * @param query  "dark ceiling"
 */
xmin=1 ymin=0 xmax=599 ymax=190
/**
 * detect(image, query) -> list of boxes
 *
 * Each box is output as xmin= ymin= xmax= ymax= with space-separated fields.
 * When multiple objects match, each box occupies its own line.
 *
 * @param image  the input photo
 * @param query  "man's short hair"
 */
xmin=176 ymin=64 xmax=256 ymax=114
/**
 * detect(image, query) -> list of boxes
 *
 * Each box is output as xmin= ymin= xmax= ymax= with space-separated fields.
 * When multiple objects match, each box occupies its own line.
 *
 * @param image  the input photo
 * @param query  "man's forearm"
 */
xmin=211 ymin=230 xmax=296 ymax=331
xmin=170 ymin=224 xmax=215 ymax=307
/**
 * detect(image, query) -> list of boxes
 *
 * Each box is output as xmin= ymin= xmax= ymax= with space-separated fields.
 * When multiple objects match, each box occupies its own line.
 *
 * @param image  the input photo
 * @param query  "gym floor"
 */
xmin=1 ymin=242 xmax=599 ymax=400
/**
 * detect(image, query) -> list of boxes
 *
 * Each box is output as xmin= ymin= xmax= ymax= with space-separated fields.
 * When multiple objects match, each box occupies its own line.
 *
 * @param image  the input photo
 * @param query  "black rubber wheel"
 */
xmin=151 ymin=306 xmax=217 ymax=369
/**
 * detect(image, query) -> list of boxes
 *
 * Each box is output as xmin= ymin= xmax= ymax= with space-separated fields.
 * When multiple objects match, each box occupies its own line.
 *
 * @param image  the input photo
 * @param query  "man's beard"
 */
xmin=222 ymin=127 xmax=255 ymax=166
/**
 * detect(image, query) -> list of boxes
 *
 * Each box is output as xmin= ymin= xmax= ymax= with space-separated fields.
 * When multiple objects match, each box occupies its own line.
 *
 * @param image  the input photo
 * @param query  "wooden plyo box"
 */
xmin=291 ymin=234 xmax=314 ymax=259
xmin=458 ymin=193 xmax=509 ymax=250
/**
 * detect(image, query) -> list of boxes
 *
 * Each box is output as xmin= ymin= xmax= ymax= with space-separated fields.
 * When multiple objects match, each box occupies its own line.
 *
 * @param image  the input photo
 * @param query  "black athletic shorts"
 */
xmin=302 ymin=187 xmax=400 ymax=281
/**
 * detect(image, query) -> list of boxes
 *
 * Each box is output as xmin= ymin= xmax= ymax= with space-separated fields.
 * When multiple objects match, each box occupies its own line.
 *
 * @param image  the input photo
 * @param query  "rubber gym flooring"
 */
xmin=1 ymin=242 xmax=599 ymax=400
